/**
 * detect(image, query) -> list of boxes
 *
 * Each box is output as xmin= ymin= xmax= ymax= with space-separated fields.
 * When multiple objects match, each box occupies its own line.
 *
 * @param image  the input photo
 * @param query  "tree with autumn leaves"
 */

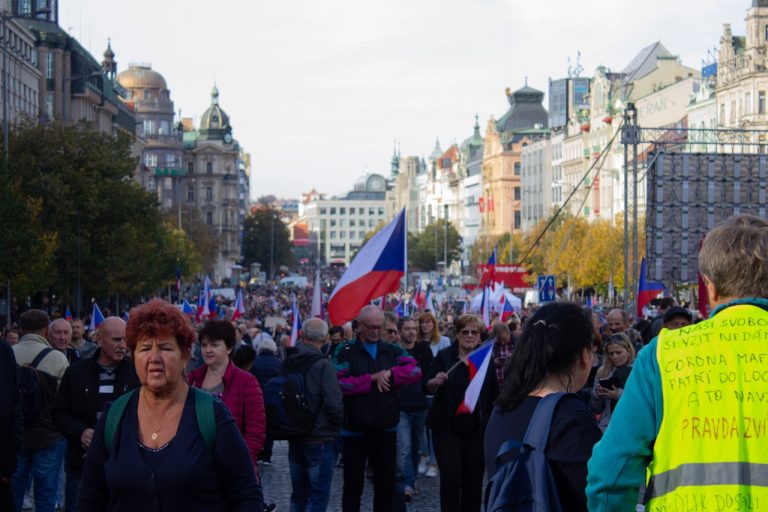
xmin=471 ymin=213 xmax=644 ymax=297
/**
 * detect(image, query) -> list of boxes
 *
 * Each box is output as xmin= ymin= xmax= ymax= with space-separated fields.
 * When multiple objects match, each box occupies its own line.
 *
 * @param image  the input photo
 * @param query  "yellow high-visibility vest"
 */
xmin=647 ymin=304 xmax=768 ymax=511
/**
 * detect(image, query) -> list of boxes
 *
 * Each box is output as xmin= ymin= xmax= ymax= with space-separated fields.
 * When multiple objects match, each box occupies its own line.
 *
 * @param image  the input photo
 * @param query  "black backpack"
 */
xmin=17 ymin=348 xmax=57 ymax=427
xmin=263 ymin=352 xmax=325 ymax=440
xmin=483 ymin=392 xmax=566 ymax=512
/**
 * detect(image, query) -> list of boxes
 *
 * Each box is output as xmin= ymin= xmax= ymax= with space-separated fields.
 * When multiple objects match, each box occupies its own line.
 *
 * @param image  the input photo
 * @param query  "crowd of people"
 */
xmin=0 ymin=213 xmax=764 ymax=512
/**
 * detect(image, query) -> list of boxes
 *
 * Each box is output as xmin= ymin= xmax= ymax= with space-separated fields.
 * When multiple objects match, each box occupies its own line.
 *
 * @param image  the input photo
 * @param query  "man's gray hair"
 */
xmin=302 ymin=318 xmax=329 ymax=343
xmin=699 ymin=214 xmax=768 ymax=299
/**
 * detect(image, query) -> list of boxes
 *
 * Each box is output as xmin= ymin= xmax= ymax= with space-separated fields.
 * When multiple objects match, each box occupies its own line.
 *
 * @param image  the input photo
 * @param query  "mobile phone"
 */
xmin=599 ymin=378 xmax=616 ymax=389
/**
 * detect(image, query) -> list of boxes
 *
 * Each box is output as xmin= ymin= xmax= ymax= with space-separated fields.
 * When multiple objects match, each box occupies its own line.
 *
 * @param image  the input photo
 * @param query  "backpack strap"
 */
xmin=105 ymin=388 xmax=137 ymax=454
xmin=520 ymin=392 xmax=567 ymax=452
xmin=193 ymin=387 xmax=217 ymax=453
xmin=30 ymin=347 xmax=54 ymax=368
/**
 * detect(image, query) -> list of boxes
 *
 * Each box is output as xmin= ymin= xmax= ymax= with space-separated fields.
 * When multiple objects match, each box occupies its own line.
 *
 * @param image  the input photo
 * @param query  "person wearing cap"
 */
xmin=661 ymin=306 xmax=692 ymax=331
xmin=587 ymin=214 xmax=768 ymax=511
xmin=11 ymin=309 xmax=69 ymax=512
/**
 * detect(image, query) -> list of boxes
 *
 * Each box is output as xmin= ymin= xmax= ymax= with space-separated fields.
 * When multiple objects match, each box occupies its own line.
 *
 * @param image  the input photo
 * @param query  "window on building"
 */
xmin=45 ymin=92 xmax=53 ymax=119
xmin=340 ymin=231 xmax=346 ymax=239
xmin=148 ymin=177 xmax=156 ymax=191
xmin=187 ymin=161 xmax=194 ymax=174
xmin=350 ymin=219 xmax=356 ymax=227
xmin=206 ymin=212 xmax=213 ymax=225
xmin=187 ymin=185 xmax=195 ymax=201
xmin=514 ymin=162 xmax=521 ymax=175
xmin=330 ymin=207 xmax=336 ymax=215
xmin=320 ymin=208 xmax=327 ymax=214
xmin=350 ymin=231 xmax=356 ymax=239
xmin=330 ymin=231 xmax=337 ymax=239
xmin=165 ymin=154 xmax=176 ymax=166
xmin=206 ymin=162 xmax=213 ymax=174
xmin=378 ymin=207 xmax=384 ymax=216
xmin=730 ymin=101 xmax=736 ymax=124
xmin=720 ymin=103 xmax=726 ymax=122
xmin=19 ymin=0 xmax=31 ymax=14
xmin=143 ymin=119 xmax=156 ymax=136
xmin=746 ymin=92 xmax=753 ymax=116
xmin=45 ymin=53 xmax=53 ymax=79
xmin=164 ymin=177 xmax=172 ymax=191
xmin=760 ymin=92 xmax=766 ymax=114
xmin=206 ymin=187 xmax=213 ymax=201
xmin=349 ymin=207 xmax=355 ymax=215
xmin=339 ymin=219 xmax=346 ymax=228
xmin=368 ymin=219 xmax=375 ymax=227
xmin=144 ymin=153 xmax=157 ymax=167
xmin=359 ymin=231 xmax=365 ymax=238
xmin=369 ymin=207 xmax=375 ymax=215
xmin=514 ymin=211 xmax=521 ymax=230
xmin=340 ymin=207 xmax=346 ymax=215
xmin=514 ymin=187 xmax=521 ymax=200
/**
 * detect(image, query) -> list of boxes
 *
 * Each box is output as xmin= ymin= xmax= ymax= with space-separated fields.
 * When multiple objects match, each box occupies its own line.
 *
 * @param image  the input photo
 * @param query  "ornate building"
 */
xmin=481 ymin=83 xmax=549 ymax=237
xmin=182 ymin=86 xmax=242 ymax=281
xmin=717 ymin=1 xmax=768 ymax=134
xmin=117 ymin=63 xmax=184 ymax=203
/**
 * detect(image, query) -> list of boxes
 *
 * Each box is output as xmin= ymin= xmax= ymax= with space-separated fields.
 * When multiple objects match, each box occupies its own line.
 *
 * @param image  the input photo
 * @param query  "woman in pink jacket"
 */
xmin=188 ymin=320 xmax=266 ymax=469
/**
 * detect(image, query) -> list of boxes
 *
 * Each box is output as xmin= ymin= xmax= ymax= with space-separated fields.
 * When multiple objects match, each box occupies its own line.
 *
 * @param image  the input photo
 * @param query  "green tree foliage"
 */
xmin=0 ymin=121 xmax=203 ymax=309
xmin=409 ymin=219 xmax=462 ymax=271
xmin=242 ymin=207 xmax=293 ymax=277
xmin=164 ymin=205 xmax=219 ymax=275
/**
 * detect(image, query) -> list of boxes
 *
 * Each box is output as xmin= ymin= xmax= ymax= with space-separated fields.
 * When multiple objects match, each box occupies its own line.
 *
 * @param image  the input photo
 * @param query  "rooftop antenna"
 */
xmin=573 ymin=51 xmax=584 ymax=78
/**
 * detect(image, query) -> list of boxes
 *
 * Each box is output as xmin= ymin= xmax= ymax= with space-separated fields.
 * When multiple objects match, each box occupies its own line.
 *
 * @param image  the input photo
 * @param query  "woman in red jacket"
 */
xmin=188 ymin=320 xmax=266 ymax=468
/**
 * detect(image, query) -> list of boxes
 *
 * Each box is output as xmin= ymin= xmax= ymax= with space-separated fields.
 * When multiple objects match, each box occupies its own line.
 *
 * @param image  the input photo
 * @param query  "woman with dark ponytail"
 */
xmin=483 ymin=302 xmax=602 ymax=512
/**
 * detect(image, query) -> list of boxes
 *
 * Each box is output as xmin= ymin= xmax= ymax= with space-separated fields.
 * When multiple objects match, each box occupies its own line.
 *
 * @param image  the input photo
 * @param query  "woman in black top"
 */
xmin=425 ymin=314 xmax=498 ymax=512
xmin=484 ymin=303 xmax=602 ymax=512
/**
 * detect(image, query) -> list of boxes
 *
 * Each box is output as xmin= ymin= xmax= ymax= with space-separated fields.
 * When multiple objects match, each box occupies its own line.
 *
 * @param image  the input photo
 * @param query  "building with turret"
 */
xmin=182 ymin=86 xmax=243 ymax=281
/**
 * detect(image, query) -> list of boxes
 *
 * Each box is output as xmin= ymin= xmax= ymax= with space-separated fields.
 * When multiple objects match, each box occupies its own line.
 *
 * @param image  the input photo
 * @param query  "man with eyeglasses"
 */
xmin=382 ymin=313 xmax=400 ymax=344
xmin=333 ymin=305 xmax=422 ymax=512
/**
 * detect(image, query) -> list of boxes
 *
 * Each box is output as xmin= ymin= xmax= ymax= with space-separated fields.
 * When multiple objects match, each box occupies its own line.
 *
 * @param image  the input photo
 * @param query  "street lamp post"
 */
xmin=2 ymin=12 xmax=10 ymax=328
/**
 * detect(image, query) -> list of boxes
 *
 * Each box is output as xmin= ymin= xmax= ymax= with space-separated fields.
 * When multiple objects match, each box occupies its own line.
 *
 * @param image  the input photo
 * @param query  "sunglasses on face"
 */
xmin=460 ymin=329 xmax=479 ymax=336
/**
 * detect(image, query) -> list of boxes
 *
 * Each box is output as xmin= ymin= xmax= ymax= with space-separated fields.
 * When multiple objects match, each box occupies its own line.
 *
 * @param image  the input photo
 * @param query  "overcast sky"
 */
xmin=61 ymin=0 xmax=743 ymax=200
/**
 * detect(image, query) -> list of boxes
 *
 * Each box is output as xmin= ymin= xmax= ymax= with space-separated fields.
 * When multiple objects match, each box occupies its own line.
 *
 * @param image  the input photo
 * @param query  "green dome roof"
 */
xmin=200 ymin=84 xmax=230 ymax=133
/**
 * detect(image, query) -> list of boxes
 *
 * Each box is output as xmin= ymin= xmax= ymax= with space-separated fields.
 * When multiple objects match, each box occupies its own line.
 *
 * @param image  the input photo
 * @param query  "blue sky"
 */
xmin=62 ymin=0 xmax=744 ymax=199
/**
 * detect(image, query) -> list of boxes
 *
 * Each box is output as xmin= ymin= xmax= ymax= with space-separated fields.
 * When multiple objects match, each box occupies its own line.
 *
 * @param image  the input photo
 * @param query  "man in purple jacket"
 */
xmin=333 ymin=305 xmax=422 ymax=512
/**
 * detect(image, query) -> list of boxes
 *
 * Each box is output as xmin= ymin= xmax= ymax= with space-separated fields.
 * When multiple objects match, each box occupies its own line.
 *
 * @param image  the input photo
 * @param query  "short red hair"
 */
xmin=126 ymin=299 xmax=195 ymax=352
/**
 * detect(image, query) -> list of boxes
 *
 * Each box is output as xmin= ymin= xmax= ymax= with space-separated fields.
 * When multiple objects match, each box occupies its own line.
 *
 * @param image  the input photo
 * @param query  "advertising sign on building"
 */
xmin=476 ymin=264 xmax=530 ymax=293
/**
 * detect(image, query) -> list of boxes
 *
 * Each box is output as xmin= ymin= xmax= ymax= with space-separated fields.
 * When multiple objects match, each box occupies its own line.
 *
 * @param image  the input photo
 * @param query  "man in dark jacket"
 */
xmin=334 ymin=305 xmax=422 ymax=512
xmin=0 ymin=340 xmax=22 ymax=511
xmin=250 ymin=338 xmax=282 ymax=464
xmin=285 ymin=317 xmax=343 ymax=512
xmin=53 ymin=316 xmax=139 ymax=512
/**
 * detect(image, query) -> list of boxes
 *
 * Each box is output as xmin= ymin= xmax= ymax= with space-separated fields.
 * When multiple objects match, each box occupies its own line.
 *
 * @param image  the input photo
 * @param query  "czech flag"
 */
xmin=64 ymin=306 xmax=73 ymax=322
xmin=481 ymin=246 xmax=497 ymax=287
xmin=457 ymin=341 xmax=494 ymax=414
xmin=175 ymin=267 xmax=182 ymax=295
xmin=501 ymin=295 xmax=515 ymax=321
xmin=289 ymin=293 xmax=302 ymax=347
xmin=637 ymin=257 xmax=666 ymax=319
xmin=181 ymin=299 xmax=196 ymax=316
xmin=232 ymin=289 xmax=245 ymax=321
xmin=89 ymin=303 xmax=104 ymax=331
xmin=310 ymin=271 xmax=323 ymax=318
xmin=424 ymin=289 xmax=435 ymax=313
xmin=327 ymin=208 xmax=406 ymax=325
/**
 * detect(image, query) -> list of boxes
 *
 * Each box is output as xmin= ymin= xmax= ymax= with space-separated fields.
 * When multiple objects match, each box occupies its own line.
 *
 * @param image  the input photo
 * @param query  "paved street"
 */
xmin=260 ymin=441 xmax=442 ymax=511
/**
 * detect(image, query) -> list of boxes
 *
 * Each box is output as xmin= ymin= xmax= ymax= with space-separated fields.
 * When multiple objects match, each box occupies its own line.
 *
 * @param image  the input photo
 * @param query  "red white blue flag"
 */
xmin=181 ymin=299 xmax=196 ymax=316
xmin=457 ymin=341 xmax=494 ymax=414
xmin=232 ymin=289 xmax=245 ymax=321
xmin=637 ymin=258 xmax=665 ymax=318
xmin=310 ymin=271 xmax=323 ymax=318
xmin=501 ymin=295 xmax=515 ymax=321
xmin=481 ymin=247 xmax=497 ymax=287
xmin=328 ymin=209 xmax=406 ymax=325
xmin=64 ymin=306 xmax=73 ymax=322
xmin=289 ymin=293 xmax=302 ymax=347
xmin=89 ymin=303 xmax=104 ymax=331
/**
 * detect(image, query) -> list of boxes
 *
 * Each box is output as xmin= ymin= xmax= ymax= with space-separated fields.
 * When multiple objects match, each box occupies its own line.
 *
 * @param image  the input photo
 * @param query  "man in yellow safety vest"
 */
xmin=587 ymin=214 xmax=768 ymax=511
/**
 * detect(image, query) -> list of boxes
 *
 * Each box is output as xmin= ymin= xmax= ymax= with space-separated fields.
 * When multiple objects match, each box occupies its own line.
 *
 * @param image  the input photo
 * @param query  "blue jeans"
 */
xmin=11 ymin=438 xmax=66 ymax=512
xmin=288 ymin=440 xmax=336 ymax=512
xmin=397 ymin=409 xmax=428 ymax=489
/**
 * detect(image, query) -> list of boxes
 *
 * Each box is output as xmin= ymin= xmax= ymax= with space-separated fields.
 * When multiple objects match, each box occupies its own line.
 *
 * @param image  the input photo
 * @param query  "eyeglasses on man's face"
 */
xmin=360 ymin=320 xmax=383 ymax=331
xmin=384 ymin=328 xmax=398 ymax=335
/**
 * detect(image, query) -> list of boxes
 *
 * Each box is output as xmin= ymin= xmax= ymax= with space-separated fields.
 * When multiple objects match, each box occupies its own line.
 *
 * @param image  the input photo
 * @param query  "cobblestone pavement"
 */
xmin=259 ymin=440 xmax=442 ymax=511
